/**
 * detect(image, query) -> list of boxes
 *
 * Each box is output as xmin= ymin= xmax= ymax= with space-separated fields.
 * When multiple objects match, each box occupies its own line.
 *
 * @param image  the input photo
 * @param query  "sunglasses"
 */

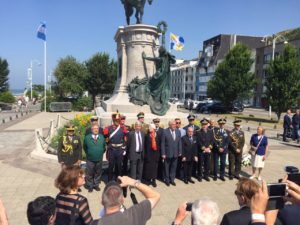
xmin=176 ymin=122 xmax=181 ymax=124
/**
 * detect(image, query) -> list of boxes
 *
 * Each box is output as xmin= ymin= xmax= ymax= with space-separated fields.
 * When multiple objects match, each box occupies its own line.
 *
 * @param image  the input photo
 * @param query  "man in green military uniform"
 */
xmin=228 ymin=119 xmax=245 ymax=180
xmin=133 ymin=112 xmax=149 ymax=134
xmin=57 ymin=124 xmax=82 ymax=168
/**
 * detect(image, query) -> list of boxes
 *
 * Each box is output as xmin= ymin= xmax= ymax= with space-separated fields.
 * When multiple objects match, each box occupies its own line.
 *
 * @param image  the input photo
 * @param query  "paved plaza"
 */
xmin=0 ymin=111 xmax=299 ymax=225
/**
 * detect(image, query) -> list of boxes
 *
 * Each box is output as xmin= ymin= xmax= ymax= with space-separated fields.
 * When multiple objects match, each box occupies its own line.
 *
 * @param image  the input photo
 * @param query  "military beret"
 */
xmin=153 ymin=118 xmax=160 ymax=123
xmin=218 ymin=118 xmax=227 ymax=124
xmin=187 ymin=114 xmax=196 ymax=120
xmin=200 ymin=118 xmax=209 ymax=124
xmin=233 ymin=119 xmax=242 ymax=125
xmin=90 ymin=116 xmax=99 ymax=121
xmin=137 ymin=112 xmax=145 ymax=118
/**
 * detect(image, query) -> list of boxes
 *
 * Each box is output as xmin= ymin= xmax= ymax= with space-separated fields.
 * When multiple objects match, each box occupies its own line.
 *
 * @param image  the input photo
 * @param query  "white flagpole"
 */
xmin=44 ymin=40 xmax=47 ymax=112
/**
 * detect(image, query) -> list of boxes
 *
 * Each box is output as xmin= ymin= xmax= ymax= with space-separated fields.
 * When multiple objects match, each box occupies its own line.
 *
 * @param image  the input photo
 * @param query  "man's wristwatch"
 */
xmin=132 ymin=180 xmax=141 ymax=188
xmin=171 ymin=222 xmax=178 ymax=225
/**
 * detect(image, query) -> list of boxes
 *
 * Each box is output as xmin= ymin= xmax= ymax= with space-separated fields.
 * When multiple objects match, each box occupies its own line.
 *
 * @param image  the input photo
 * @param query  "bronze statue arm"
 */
xmin=142 ymin=52 xmax=160 ymax=62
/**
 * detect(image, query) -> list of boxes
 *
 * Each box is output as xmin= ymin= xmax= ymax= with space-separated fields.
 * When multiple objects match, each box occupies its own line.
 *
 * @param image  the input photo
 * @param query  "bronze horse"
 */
xmin=121 ymin=0 xmax=153 ymax=25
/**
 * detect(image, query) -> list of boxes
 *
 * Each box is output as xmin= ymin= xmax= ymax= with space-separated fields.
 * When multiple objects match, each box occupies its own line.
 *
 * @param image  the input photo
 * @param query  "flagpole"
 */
xmin=44 ymin=40 xmax=47 ymax=112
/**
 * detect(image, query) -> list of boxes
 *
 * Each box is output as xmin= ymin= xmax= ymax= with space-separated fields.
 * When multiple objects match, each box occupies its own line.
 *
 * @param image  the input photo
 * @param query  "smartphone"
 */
xmin=288 ymin=173 xmax=300 ymax=186
xmin=267 ymin=183 xmax=287 ymax=198
xmin=186 ymin=202 xmax=193 ymax=211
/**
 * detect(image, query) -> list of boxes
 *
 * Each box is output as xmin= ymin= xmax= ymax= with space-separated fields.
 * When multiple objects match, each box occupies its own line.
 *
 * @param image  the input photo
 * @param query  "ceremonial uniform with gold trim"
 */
xmin=57 ymin=132 xmax=82 ymax=166
xmin=228 ymin=120 xmax=245 ymax=179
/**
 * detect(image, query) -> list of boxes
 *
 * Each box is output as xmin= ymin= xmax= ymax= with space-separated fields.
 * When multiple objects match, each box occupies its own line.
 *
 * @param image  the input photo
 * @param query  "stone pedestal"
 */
xmin=103 ymin=24 xmax=160 ymax=113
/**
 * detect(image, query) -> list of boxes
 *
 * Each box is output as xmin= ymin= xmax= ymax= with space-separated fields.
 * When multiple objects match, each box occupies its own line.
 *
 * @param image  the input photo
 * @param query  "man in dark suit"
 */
xmin=161 ymin=120 xmax=182 ymax=186
xmin=292 ymin=109 xmax=300 ymax=142
xmin=283 ymin=109 xmax=292 ymax=142
xmin=213 ymin=118 xmax=230 ymax=181
xmin=153 ymin=118 xmax=164 ymax=180
xmin=220 ymin=178 xmax=260 ymax=225
xmin=196 ymin=118 xmax=214 ymax=182
xmin=181 ymin=127 xmax=198 ymax=184
xmin=127 ymin=121 xmax=145 ymax=181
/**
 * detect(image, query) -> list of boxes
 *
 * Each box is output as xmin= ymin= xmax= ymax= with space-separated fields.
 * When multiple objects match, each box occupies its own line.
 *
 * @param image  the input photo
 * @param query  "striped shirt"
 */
xmin=55 ymin=193 xmax=92 ymax=225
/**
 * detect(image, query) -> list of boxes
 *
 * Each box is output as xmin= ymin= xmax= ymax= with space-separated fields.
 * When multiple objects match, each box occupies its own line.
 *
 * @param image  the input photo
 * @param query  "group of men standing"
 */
xmin=283 ymin=108 xmax=300 ymax=143
xmin=57 ymin=112 xmax=246 ymax=190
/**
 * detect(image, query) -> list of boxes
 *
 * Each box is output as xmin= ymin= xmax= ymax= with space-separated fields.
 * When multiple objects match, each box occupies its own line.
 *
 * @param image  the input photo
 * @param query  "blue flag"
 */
xmin=37 ymin=23 xmax=46 ymax=41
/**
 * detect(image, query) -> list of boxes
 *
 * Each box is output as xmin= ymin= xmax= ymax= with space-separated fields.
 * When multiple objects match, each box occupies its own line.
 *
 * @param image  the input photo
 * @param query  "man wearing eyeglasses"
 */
xmin=175 ymin=118 xmax=186 ymax=137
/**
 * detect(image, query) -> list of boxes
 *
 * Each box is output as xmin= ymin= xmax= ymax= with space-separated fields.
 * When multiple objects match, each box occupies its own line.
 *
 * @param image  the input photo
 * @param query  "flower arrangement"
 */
xmin=242 ymin=153 xmax=252 ymax=167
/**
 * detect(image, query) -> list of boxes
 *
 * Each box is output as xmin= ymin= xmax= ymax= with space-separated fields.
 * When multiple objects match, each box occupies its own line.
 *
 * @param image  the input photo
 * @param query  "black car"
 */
xmin=199 ymin=102 xmax=244 ymax=114
xmin=195 ymin=102 xmax=208 ymax=112
xmin=0 ymin=102 xmax=12 ymax=112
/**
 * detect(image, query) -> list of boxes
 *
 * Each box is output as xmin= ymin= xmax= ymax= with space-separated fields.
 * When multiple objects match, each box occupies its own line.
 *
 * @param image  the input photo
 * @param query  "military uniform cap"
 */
xmin=218 ymin=118 xmax=227 ymax=124
xmin=112 ymin=112 xmax=121 ymax=121
xmin=137 ymin=112 xmax=145 ymax=118
xmin=233 ymin=119 xmax=242 ymax=125
xmin=200 ymin=118 xmax=209 ymax=124
xmin=187 ymin=114 xmax=196 ymax=120
xmin=90 ymin=116 xmax=99 ymax=121
xmin=153 ymin=118 xmax=160 ymax=123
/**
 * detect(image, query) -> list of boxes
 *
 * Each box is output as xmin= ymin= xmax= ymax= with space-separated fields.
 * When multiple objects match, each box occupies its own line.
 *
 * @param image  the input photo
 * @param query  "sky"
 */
xmin=0 ymin=0 xmax=300 ymax=89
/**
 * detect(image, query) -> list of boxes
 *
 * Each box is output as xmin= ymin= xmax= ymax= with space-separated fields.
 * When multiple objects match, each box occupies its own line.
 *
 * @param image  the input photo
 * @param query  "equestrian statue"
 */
xmin=121 ymin=0 xmax=153 ymax=25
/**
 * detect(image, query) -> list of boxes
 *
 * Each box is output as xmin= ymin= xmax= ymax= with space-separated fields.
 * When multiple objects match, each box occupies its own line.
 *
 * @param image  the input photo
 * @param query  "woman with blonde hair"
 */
xmin=54 ymin=165 xmax=92 ymax=225
xmin=249 ymin=126 xmax=269 ymax=181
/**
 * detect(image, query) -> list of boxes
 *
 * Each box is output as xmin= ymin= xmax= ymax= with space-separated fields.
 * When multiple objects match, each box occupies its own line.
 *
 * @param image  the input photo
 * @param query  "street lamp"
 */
xmin=261 ymin=34 xmax=288 ymax=60
xmin=29 ymin=60 xmax=41 ymax=100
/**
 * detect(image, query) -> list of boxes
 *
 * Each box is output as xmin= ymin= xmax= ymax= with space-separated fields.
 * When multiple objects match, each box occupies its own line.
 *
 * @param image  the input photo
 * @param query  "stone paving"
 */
xmin=0 ymin=111 xmax=299 ymax=225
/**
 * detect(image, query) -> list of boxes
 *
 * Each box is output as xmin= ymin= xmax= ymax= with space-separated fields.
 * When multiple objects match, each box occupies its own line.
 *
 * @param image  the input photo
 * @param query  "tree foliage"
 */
xmin=265 ymin=44 xmax=300 ymax=120
xmin=0 ymin=91 xmax=15 ymax=103
xmin=53 ymin=56 xmax=87 ymax=98
xmin=207 ymin=43 xmax=256 ymax=108
xmin=85 ymin=53 xmax=117 ymax=107
xmin=0 ymin=57 xmax=9 ymax=93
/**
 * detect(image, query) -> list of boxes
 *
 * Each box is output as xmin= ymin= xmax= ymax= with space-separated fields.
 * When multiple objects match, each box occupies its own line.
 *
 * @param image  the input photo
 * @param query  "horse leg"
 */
xmin=135 ymin=8 xmax=140 ymax=24
xmin=139 ymin=0 xmax=145 ymax=24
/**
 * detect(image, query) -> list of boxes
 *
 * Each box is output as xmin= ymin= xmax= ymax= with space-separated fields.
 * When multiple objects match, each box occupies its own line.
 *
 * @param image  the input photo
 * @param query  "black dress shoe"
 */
xmin=220 ymin=176 xmax=225 ymax=181
xmin=229 ymin=176 xmax=233 ymax=180
xmin=123 ymin=187 xmax=128 ymax=197
xmin=184 ymin=179 xmax=188 ymax=184
xmin=204 ymin=177 xmax=210 ymax=182
xmin=188 ymin=179 xmax=195 ymax=184
xmin=170 ymin=181 xmax=176 ymax=186
xmin=78 ymin=188 xmax=82 ymax=192
xmin=152 ymin=180 xmax=157 ymax=187
xmin=234 ymin=175 xmax=240 ymax=180
xmin=213 ymin=176 xmax=217 ymax=181
xmin=94 ymin=186 xmax=101 ymax=191
xmin=88 ymin=189 xmax=93 ymax=193
xmin=197 ymin=177 xmax=202 ymax=182
xmin=165 ymin=181 xmax=170 ymax=187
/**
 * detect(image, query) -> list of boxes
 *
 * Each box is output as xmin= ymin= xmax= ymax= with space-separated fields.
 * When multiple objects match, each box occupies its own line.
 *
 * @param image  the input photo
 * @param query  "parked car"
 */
xmin=0 ymin=102 xmax=13 ymax=112
xmin=200 ymin=102 xmax=228 ymax=114
xmin=232 ymin=101 xmax=244 ymax=112
xmin=195 ymin=102 xmax=209 ymax=112
xmin=174 ymin=100 xmax=184 ymax=108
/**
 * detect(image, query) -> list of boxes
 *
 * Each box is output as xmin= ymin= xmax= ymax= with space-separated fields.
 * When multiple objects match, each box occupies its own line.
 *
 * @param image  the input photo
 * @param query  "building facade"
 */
xmin=170 ymin=60 xmax=198 ymax=100
xmin=195 ymin=34 xmax=264 ymax=100
xmin=254 ymin=38 xmax=300 ymax=107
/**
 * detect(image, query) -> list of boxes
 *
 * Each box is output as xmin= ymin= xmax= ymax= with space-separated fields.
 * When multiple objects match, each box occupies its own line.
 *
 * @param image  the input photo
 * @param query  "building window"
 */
xmin=263 ymin=54 xmax=272 ymax=64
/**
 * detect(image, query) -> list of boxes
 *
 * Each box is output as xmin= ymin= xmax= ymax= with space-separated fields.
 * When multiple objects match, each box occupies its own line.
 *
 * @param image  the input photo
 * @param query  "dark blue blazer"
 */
xmin=161 ymin=128 xmax=182 ymax=158
xmin=213 ymin=128 xmax=230 ymax=153
xmin=283 ymin=114 xmax=292 ymax=128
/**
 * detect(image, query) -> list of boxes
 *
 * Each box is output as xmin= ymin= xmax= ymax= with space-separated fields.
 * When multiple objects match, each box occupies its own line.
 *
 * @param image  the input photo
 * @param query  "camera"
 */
xmin=267 ymin=183 xmax=287 ymax=198
xmin=285 ymin=166 xmax=300 ymax=186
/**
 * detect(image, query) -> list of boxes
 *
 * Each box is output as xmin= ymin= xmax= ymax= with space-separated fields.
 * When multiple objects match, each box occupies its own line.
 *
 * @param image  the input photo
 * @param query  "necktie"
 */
xmin=189 ymin=137 xmax=193 ymax=144
xmin=138 ymin=132 xmax=142 ymax=152
xmin=172 ymin=131 xmax=176 ymax=140
xmin=93 ymin=135 xmax=97 ymax=143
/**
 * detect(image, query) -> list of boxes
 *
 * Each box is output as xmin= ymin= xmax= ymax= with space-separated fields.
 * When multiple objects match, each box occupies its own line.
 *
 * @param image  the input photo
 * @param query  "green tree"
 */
xmin=207 ymin=43 xmax=256 ymax=108
xmin=265 ymin=44 xmax=300 ymax=121
xmin=85 ymin=53 xmax=117 ymax=107
xmin=0 ymin=91 xmax=15 ymax=103
xmin=0 ymin=57 xmax=9 ymax=93
xmin=32 ymin=84 xmax=44 ymax=93
xmin=53 ymin=56 xmax=87 ymax=99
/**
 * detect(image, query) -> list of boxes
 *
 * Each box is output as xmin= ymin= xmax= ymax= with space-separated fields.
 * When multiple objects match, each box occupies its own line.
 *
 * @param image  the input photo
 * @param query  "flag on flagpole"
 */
xmin=170 ymin=32 xmax=185 ymax=51
xmin=37 ymin=22 xmax=46 ymax=41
